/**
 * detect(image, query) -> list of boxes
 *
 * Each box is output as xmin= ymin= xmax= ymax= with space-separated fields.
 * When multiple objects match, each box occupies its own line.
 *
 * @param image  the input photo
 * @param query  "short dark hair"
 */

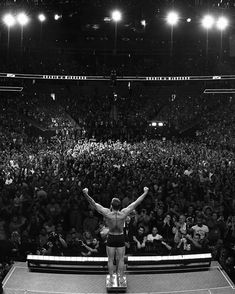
xmin=138 ymin=225 xmax=145 ymax=232
xmin=111 ymin=198 xmax=121 ymax=211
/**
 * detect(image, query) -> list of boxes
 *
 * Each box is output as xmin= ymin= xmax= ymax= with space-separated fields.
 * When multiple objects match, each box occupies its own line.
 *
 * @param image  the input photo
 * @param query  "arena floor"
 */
xmin=2 ymin=261 xmax=235 ymax=294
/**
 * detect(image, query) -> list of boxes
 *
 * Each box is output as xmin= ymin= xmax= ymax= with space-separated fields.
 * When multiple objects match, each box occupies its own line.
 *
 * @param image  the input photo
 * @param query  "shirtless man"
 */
xmin=82 ymin=187 xmax=149 ymax=285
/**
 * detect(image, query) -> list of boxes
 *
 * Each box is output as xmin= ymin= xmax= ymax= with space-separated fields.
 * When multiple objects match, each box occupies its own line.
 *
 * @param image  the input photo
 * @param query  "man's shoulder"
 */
xmin=202 ymin=224 xmax=209 ymax=230
xmin=103 ymin=208 xmax=112 ymax=216
xmin=106 ymin=210 xmax=126 ymax=218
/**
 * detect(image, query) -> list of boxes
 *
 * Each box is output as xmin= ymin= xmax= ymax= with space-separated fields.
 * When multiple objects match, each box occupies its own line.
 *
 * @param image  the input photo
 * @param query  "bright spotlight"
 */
xmin=38 ymin=14 xmax=46 ymax=22
xmin=3 ymin=13 xmax=16 ymax=27
xmin=54 ymin=14 xmax=61 ymax=21
xmin=17 ymin=12 xmax=29 ymax=26
xmin=141 ymin=19 xmax=146 ymax=27
xmin=202 ymin=15 xmax=214 ymax=29
xmin=112 ymin=10 xmax=122 ymax=22
xmin=186 ymin=18 xmax=191 ymax=23
xmin=166 ymin=11 xmax=179 ymax=26
xmin=216 ymin=17 xmax=228 ymax=30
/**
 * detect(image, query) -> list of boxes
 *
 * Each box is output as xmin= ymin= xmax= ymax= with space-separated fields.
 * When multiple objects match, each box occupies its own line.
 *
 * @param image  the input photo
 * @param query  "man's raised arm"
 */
xmin=82 ymin=188 xmax=109 ymax=216
xmin=121 ymin=187 xmax=149 ymax=216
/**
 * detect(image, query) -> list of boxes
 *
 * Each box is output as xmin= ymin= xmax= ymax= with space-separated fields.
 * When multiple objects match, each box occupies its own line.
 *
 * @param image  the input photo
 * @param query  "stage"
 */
xmin=2 ymin=261 xmax=235 ymax=294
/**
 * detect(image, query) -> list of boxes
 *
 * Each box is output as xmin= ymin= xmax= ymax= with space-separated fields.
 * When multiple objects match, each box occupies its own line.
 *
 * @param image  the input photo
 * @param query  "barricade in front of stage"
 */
xmin=27 ymin=253 xmax=212 ymax=274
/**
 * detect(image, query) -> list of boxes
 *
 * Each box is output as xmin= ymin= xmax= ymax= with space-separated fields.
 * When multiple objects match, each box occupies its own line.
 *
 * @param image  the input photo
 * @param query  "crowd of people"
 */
xmin=0 ymin=133 xmax=235 ymax=284
xmin=0 ymin=73 xmax=235 ymax=288
xmin=0 ymin=0 xmax=235 ymax=291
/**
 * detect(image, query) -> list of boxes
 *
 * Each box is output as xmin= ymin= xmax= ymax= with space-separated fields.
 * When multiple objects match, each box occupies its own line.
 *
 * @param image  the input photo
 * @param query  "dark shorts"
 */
xmin=106 ymin=234 xmax=125 ymax=248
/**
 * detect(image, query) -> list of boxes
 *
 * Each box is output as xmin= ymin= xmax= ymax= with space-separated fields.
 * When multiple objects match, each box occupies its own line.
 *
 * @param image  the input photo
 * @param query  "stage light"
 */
xmin=158 ymin=122 xmax=164 ymax=127
xmin=54 ymin=14 xmax=61 ymax=20
xmin=112 ymin=10 xmax=122 ymax=22
xmin=141 ymin=19 xmax=146 ymax=27
xmin=202 ymin=15 xmax=214 ymax=29
xmin=17 ymin=12 xmax=29 ymax=26
xmin=216 ymin=17 xmax=228 ymax=30
xmin=38 ymin=14 xmax=46 ymax=22
xmin=3 ymin=13 xmax=16 ymax=27
xmin=166 ymin=11 xmax=179 ymax=26
xmin=151 ymin=122 xmax=157 ymax=127
xmin=186 ymin=18 xmax=191 ymax=23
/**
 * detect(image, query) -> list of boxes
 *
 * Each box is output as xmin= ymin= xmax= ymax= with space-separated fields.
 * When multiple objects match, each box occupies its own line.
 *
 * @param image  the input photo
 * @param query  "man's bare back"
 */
xmin=105 ymin=210 xmax=126 ymax=235
xmin=82 ymin=187 xmax=149 ymax=236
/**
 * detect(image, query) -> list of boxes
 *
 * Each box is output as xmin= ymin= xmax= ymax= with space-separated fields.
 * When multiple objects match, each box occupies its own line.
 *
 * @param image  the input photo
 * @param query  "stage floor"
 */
xmin=2 ymin=261 xmax=235 ymax=294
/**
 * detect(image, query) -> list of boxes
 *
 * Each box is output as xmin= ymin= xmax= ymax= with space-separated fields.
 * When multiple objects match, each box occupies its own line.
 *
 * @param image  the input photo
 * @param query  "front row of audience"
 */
xmin=1 ymin=211 xmax=235 ymax=286
xmin=0 ymin=212 xmax=230 ymax=257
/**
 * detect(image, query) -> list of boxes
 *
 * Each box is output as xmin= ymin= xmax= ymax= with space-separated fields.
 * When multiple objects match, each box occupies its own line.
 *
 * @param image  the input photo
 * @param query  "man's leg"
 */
xmin=116 ymin=246 xmax=125 ymax=279
xmin=106 ymin=246 xmax=116 ymax=276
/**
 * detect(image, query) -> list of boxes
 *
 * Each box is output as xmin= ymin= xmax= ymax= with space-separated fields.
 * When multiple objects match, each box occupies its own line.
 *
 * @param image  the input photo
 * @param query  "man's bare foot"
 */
xmin=118 ymin=275 xmax=126 ymax=286
xmin=107 ymin=274 xmax=115 ymax=287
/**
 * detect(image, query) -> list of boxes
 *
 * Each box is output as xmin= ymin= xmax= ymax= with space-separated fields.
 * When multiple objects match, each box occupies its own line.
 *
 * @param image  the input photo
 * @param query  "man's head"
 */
xmin=92 ymin=238 xmax=98 ymax=245
xmin=212 ymin=212 xmax=218 ymax=221
xmin=152 ymin=227 xmax=158 ymax=236
xmin=111 ymin=198 xmax=121 ymax=211
xmin=138 ymin=226 xmax=145 ymax=235
xmin=196 ymin=217 xmax=203 ymax=227
xmin=179 ymin=214 xmax=186 ymax=224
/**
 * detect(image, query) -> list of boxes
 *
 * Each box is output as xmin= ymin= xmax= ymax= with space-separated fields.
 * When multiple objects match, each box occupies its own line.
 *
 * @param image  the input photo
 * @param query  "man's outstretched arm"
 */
xmin=121 ymin=187 xmax=149 ymax=216
xmin=82 ymin=188 xmax=109 ymax=216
